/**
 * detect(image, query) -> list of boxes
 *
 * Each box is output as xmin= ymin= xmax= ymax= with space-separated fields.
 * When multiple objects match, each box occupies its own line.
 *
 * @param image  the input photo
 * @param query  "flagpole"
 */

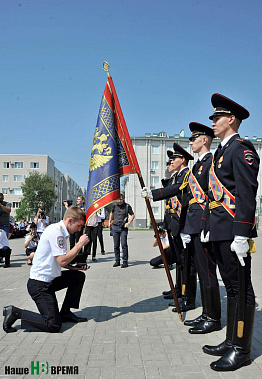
xmin=103 ymin=62 xmax=183 ymax=322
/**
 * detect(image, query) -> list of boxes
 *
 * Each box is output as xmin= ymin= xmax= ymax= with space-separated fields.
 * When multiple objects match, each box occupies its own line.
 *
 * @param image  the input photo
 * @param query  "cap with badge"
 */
xmin=189 ymin=122 xmax=214 ymax=141
xmin=170 ymin=142 xmax=194 ymax=161
xmin=209 ymin=93 xmax=250 ymax=121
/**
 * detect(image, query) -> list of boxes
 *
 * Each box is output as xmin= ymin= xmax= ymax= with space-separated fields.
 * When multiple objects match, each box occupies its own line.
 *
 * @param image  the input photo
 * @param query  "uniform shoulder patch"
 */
xmin=243 ymin=149 xmax=254 ymax=165
xmin=57 ymin=236 xmax=65 ymax=249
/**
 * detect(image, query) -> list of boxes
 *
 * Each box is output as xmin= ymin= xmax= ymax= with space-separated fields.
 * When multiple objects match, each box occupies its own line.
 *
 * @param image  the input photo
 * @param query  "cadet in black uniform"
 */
xmin=142 ymin=143 xmax=195 ymax=312
xmin=201 ymin=94 xmax=259 ymax=371
xmin=161 ymin=151 xmax=181 ymax=295
xmin=180 ymin=123 xmax=221 ymax=334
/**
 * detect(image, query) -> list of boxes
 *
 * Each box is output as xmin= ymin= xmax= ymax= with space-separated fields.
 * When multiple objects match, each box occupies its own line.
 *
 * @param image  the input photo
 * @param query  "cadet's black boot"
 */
xmin=184 ymin=282 xmax=207 ymax=327
xmin=210 ymin=304 xmax=255 ymax=371
xmin=189 ymin=285 xmax=221 ymax=334
xmin=172 ymin=274 xmax=196 ymax=312
xmin=203 ymin=296 xmax=236 ymax=355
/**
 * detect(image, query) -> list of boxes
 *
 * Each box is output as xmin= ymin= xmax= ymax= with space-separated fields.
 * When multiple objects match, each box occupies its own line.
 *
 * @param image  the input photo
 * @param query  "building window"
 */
xmin=2 ymin=175 xmax=9 ymax=182
xmin=3 ymin=162 xmax=10 ymax=169
xmin=151 ymin=161 xmax=159 ymax=170
xmin=30 ymin=162 xmax=39 ymax=169
xmin=14 ymin=175 xmax=23 ymax=182
xmin=151 ymin=176 xmax=159 ymax=187
xmin=11 ymin=188 xmax=22 ymax=195
xmin=14 ymin=162 xmax=23 ymax=169
xmin=12 ymin=202 xmax=20 ymax=209
xmin=152 ymin=207 xmax=159 ymax=216
xmin=152 ymin=146 xmax=159 ymax=155
xmin=2 ymin=188 xmax=8 ymax=194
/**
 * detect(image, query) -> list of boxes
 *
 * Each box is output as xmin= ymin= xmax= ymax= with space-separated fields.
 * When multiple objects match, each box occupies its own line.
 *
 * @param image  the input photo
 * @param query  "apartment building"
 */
xmin=0 ymin=155 xmax=85 ymax=223
xmin=125 ymin=131 xmax=262 ymax=228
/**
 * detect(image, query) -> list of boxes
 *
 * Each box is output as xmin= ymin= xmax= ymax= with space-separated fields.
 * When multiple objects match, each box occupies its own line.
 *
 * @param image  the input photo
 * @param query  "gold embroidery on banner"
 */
xmin=89 ymin=127 xmax=113 ymax=171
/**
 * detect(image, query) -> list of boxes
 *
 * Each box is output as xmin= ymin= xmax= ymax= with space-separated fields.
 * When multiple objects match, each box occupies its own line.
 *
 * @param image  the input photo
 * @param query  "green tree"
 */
xmin=16 ymin=172 xmax=57 ymax=220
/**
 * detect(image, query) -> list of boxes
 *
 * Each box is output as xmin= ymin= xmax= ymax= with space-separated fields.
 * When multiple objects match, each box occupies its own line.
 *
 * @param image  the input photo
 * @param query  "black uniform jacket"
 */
xmin=202 ymin=134 xmax=259 ymax=241
xmin=182 ymin=152 xmax=212 ymax=235
xmin=152 ymin=167 xmax=189 ymax=236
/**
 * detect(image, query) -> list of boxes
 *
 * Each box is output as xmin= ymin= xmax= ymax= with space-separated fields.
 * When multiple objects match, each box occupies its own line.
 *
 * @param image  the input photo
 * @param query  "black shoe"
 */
xmin=172 ymin=301 xmax=195 ymax=312
xmin=61 ymin=310 xmax=87 ymax=323
xmin=210 ymin=346 xmax=252 ymax=371
xmin=203 ymin=339 xmax=233 ymax=356
xmin=189 ymin=318 xmax=221 ymax=334
xmin=184 ymin=314 xmax=206 ymax=327
xmin=4 ymin=263 xmax=10 ymax=268
xmin=121 ymin=262 xmax=128 ymax=268
xmin=162 ymin=290 xmax=172 ymax=296
xmin=3 ymin=306 xmax=18 ymax=333
xmin=164 ymin=291 xmax=182 ymax=300
xmin=113 ymin=261 xmax=120 ymax=267
xmin=101 ymin=251 xmax=105 ymax=255
xmin=163 ymin=293 xmax=173 ymax=299
xmin=92 ymin=258 xmax=97 ymax=262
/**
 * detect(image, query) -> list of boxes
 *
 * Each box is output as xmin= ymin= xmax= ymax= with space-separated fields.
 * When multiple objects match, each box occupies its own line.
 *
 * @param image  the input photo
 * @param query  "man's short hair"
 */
xmin=64 ymin=206 xmax=86 ymax=222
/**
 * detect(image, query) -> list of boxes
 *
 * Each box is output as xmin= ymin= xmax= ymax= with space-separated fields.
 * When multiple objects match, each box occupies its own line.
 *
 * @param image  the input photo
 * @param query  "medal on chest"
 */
xmin=198 ymin=165 xmax=203 ymax=175
xmin=218 ymin=156 xmax=223 ymax=168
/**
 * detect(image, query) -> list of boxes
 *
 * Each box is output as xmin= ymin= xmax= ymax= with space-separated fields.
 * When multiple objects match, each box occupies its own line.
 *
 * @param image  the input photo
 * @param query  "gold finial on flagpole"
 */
xmin=103 ymin=61 xmax=110 ymax=77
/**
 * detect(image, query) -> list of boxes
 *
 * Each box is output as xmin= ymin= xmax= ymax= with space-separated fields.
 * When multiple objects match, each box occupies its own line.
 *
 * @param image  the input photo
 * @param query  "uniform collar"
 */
xmin=178 ymin=166 xmax=189 ymax=175
xmin=198 ymin=151 xmax=211 ymax=161
xmin=221 ymin=133 xmax=238 ymax=147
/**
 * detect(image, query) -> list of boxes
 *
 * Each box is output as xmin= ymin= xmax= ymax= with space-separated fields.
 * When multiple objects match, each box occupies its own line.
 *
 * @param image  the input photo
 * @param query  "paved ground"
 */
xmin=0 ymin=230 xmax=262 ymax=379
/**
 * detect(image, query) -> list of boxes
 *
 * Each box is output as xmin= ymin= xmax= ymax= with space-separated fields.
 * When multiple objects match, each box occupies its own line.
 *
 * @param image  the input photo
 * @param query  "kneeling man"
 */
xmin=3 ymin=206 xmax=89 ymax=333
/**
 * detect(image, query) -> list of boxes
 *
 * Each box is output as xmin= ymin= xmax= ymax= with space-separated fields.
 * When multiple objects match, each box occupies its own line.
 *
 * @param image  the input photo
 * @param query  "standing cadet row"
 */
xmin=141 ymin=93 xmax=260 ymax=372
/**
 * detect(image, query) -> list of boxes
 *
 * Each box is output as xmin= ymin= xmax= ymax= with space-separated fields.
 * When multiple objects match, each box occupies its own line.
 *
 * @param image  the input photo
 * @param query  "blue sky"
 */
xmin=1 ymin=0 xmax=262 ymax=187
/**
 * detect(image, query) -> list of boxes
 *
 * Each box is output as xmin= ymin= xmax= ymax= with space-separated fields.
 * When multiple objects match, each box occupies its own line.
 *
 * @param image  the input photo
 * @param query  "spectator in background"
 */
xmin=109 ymin=194 xmax=135 ymax=268
xmin=0 ymin=193 xmax=11 ymax=237
xmin=8 ymin=216 xmax=15 ymax=239
xmin=34 ymin=206 xmax=49 ymax=236
xmin=85 ymin=213 xmax=98 ymax=262
xmin=24 ymin=222 xmax=40 ymax=265
xmin=150 ymin=227 xmax=176 ymax=269
xmin=97 ymin=208 xmax=105 ymax=255
xmin=0 ymin=229 xmax=12 ymax=268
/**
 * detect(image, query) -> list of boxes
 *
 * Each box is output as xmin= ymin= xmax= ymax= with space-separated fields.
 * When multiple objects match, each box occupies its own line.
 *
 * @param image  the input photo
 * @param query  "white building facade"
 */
xmin=125 ymin=132 xmax=262 ymax=228
xmin=0 ymin=154 xmax=86 ymax=223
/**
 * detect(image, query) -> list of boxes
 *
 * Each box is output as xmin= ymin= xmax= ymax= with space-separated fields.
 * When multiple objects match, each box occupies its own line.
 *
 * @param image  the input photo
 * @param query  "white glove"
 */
xmin=141 ymin=187 xmax=153 ymax=199
xmin=180 ymin=233 xmax=191 ymax=248
xmin=200 ymin=230 xmax=210 ymax=243
xmin=230 ymin=236 xmax=249 ymax=267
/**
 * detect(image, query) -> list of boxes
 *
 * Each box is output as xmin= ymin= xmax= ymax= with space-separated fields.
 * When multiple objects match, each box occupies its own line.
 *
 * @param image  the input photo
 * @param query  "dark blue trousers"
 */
xmin=112 ymin=225 xmax=128 ymax=262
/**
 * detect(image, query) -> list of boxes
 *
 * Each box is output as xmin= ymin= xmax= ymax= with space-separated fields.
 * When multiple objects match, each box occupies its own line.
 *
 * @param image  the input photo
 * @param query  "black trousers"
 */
xmin=21 ymin=270 xmax=85 ymax=332
xmin=150 ymin=247 xmax=176 ymax=267
xmin=97 ymin=222 xmax=105 ymax=253
xmin=85 ymin=226 xmax=98 ymax=258
xmin=69 ymin=226 xmax=84 ymax=250
xmin=192 ymin=234 xmax=218 ymax=287
xmin=0 ymin=246 xmax=11 ymax=265
xmin=213 ymin=240 xmax=255 ymax=306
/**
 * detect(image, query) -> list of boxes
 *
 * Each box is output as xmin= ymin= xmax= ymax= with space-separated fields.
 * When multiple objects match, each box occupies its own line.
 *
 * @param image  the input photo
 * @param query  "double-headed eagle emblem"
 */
xmin=89 ymin=128 xmax=113 ymax=171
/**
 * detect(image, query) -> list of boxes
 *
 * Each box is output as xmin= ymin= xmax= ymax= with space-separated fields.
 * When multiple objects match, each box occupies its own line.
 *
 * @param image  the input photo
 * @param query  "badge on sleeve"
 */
xmin=243 ymin=150 xmax=254 ymax=165
xmin=57 ymin=236 xmax=65 ymax=249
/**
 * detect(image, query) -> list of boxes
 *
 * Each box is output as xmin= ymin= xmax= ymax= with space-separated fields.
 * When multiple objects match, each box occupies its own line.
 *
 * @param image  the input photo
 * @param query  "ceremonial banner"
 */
xmin=86 ymin=76 xmax=141 ymax=221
